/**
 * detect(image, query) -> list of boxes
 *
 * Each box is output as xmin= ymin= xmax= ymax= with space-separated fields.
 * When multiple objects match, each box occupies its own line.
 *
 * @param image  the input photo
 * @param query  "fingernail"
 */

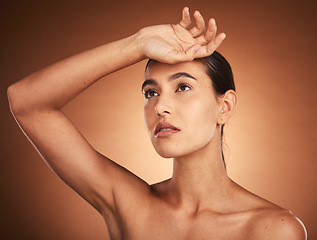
xmin=196 ymin=11 xmax=201 ymax=17
xmin=211 ymin=18 xmax=216 ymax=25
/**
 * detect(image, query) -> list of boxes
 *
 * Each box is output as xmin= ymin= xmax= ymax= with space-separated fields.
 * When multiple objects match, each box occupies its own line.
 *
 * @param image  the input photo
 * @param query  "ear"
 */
xmin=217 ymin=90 xmax=238 ymax=125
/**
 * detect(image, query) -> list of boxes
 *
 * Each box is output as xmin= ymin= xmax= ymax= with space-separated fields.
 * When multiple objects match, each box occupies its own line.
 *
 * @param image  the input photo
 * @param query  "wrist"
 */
xmin=132 ymin=28 xmax=149 ymax=61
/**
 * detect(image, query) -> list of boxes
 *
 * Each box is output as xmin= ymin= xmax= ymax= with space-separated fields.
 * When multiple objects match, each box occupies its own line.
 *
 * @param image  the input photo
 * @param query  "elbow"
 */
xmin=8 ymin=81 xmax=56 ymax=118
xmin=7 ymin=82 xmax=27 ymax=116
xmin=7 ymin=83 xmax=18 ymax=113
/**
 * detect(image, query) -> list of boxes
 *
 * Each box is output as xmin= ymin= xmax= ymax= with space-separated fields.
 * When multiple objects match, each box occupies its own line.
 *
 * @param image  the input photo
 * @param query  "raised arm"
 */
xmin=7 ymin=7 xmax=225 ymax=213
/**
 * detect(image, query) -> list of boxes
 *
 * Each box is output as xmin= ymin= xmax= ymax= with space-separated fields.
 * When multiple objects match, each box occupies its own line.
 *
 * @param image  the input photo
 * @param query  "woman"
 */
xmin=8 ymin=7 xmax=306 ymax=239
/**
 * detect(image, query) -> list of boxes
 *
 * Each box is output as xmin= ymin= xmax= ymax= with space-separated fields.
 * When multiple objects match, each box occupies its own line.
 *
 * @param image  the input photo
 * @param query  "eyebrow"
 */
xmin=168 ymin=72 xmax=197 ymax=81
xmin=141 ymin=72 xmax=197 ymax=90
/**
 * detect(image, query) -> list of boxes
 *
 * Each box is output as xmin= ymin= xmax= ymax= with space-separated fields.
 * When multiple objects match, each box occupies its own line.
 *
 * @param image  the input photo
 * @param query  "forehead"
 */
xmin=144 ymin=60 xmax=208 ymax=81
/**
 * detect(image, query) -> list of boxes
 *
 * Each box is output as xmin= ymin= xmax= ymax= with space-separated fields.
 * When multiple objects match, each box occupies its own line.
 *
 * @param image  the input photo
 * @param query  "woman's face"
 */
xmin=143 ymin=60 xmax=222 ymax=158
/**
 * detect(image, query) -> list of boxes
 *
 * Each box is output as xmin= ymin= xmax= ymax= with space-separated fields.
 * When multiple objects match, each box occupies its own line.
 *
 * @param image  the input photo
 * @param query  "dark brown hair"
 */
xmin=197 ymin=51 xmax=235 ymax=168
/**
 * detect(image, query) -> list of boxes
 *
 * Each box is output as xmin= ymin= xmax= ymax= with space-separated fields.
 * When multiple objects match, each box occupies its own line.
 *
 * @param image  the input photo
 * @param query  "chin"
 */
xmin=152 ymin=134 xmax=217 ymax=159
xmin=153 ymin=142 xmax=200 ymax=159
xmin=152 ymin=144 xmax=181 ymax=159
xmin=156 ymin=151 xmax=183 ymax=159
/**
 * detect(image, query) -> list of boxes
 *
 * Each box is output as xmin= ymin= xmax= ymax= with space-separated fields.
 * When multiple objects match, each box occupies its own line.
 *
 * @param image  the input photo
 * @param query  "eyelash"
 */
xmin=143 ymin=88 xmax=159 ymax=99
xmin=143 ymin=82 xmax=192 ymax=99
xmin=176 ymin=81 xmax=192 ymax=92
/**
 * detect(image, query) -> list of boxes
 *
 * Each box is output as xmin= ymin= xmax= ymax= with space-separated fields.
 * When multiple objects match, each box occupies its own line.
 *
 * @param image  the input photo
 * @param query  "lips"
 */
xmin=154 ymin=122 xmax=181 ymax=137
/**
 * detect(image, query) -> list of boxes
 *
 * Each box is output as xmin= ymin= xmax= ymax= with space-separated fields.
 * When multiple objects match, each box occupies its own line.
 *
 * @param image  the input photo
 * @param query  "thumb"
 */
xmin=165 ymin=45 xmax=199 ymax=64
xmin=183 ymin=44 xmax=202 ymax=60
xmin=186 ymin=44 xmax=214 ymax=59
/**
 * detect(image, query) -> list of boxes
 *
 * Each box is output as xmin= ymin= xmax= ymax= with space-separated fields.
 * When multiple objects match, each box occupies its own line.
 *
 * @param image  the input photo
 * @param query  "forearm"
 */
xmin=8 ymin=8 xmax=225 ymax=116
xmin=8 ymin=33 xmax=143 ymax=114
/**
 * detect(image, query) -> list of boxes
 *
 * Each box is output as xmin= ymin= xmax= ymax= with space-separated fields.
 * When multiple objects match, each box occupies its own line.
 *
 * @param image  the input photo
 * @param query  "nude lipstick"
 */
xmin=154 ymin=122 xmax=181 ymax=138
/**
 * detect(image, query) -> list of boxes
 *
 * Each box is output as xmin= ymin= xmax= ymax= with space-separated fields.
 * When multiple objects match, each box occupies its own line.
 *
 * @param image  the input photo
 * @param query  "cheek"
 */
xmin=181 ymin=95 xmax=219 ymax=143
xmin=183 ymin=96 xmax=218 ymax=127
xmin=143 ymin=102 xmax=155 ymax=133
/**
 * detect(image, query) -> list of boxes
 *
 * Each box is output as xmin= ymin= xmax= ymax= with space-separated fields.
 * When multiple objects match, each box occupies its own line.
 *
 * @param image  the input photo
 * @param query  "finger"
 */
xmin=166 ymin=45 xmax=198 ymax=64
xmin=179 ymin=7 xmax=191 ymax=28
xmin=189 ymin=10 xmax=206 ymax=37
xmin=185 ymin=44 xmax=202 ymax=59
xmin=205 ymin=33 xmax=226 ymax=54
xmin=204 ymin=18 xmax=217 ymax=42
xmin=189 ymin=33 xmax=226 ymax=59
xmin=195 ymin=18 xmax=217 ymax=45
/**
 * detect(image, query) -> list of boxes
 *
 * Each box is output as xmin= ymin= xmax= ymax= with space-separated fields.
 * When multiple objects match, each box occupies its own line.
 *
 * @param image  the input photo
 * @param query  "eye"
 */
xmin=176 ymin=82 xmax=192 ymax=92
xmin=143 ymin=89 xmax=159 ymax=99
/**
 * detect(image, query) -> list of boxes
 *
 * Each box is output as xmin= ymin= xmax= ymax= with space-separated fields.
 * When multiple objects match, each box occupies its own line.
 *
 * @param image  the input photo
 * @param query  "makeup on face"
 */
xmin=142 ymin=72 xmax=197 ymax=96
xmin=154 ymin=122 xmax=181 ymax=138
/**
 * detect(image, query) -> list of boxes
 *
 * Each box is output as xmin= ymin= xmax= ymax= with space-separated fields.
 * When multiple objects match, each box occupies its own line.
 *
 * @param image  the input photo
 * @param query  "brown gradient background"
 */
xmin=1 ymin=0 xmax=316 ymax=239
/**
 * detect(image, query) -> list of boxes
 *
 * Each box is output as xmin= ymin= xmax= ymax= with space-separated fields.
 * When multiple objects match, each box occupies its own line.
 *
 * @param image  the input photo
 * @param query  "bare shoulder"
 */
xmin=231 ymin=181 xmax=307 ymax=240
xmin=249 ymin=207 xmax=307 ymax=240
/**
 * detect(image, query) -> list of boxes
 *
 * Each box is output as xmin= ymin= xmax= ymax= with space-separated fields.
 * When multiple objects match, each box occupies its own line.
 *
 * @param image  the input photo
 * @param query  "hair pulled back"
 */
xmin=197 ymin=51 xmax=235 ymax=95
xmin=198 ymin=51 xmax=235 ymax=168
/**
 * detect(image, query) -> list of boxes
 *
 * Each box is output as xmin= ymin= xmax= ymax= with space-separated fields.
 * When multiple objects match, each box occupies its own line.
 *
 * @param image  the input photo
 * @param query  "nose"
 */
xmin=155 ymin=95 xmax=173 ymax=117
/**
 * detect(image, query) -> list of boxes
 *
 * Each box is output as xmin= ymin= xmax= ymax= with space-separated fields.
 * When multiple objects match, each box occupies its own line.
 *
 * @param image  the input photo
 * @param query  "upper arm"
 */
xmin=10 ymin=107 xmax=149 ymax=213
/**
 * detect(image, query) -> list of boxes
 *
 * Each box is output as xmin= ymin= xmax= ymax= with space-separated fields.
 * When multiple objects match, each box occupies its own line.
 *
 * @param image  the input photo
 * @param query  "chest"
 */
xmin=105 ymin=206 xmax=252 ymax=240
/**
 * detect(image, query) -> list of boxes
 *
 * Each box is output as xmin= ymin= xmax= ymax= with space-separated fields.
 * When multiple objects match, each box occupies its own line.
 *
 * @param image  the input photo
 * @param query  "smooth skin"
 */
xmin=8 ymin=7 xmax=306 ymax=240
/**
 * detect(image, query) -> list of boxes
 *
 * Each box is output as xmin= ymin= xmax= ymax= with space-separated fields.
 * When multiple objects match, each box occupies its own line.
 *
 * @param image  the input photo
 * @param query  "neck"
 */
xmin=165 ymin=130 xmax=233 ymax=213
